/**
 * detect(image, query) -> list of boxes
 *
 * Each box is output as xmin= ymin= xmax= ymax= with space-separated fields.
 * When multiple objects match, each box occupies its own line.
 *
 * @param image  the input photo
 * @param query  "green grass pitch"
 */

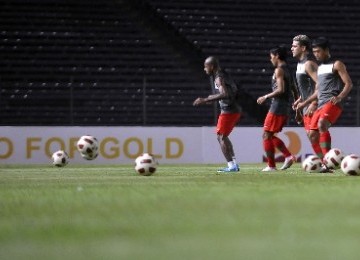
xmin=1 ymin=163 xmax=360 ymax=260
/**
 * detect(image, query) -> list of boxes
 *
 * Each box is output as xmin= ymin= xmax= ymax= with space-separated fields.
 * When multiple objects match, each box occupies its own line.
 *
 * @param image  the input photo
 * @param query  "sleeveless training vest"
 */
xmin=269 ymin=64 xmax=292 ymax=115
xmin=317 ymin=59 xmax=343 ymax=109
xmin=296 ymin=57 xmax=316 ymax=114
xmin=213 ymin=70 xmax=242 ymax=114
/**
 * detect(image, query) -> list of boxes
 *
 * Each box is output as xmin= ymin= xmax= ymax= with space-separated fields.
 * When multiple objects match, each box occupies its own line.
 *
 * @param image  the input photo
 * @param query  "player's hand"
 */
xmin=193 ymin=97 xmax=206 ymax=106
xmin=295 ymin=109 xmax=303 ymax=125
xmin=257 ymin=95 xmax=267 ymax=105
xmin=296 ymin=101 xmax=306 ymax=111
xmin=304 ymin=102 xmax=317 ymax=116
xmin=292 ymin=97 xmax=302 ymax=110
xmin=331 ymin=96 xmax=342 ymax=105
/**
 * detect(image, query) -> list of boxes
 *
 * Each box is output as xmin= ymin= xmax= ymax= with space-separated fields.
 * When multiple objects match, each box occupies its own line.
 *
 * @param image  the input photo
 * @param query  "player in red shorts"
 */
xmin=296 ymin=38 xmax=352 ymax=172
xmin=291 ymin=35 xmax=335 ymax=167
xmin=193 ymin=56 xmax=242 ymax=172
xmin=291 ymin=35 xmax=319 ymax=139
xmin=257 ymin=46 xmax=298 ymax=171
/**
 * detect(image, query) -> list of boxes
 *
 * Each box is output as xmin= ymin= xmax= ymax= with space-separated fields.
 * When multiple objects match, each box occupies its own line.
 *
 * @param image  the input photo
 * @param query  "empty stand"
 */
xmin=0 ymin=0 xmax=359 ymax=126
xmin=0 ymin=0 xmax=217 ymax=126
xmin=148 ymin=0 xmax=360 ymax=126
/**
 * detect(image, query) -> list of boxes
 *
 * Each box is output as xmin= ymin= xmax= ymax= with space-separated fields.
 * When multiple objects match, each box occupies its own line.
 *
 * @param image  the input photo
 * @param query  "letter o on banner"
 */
xmin=123 ymin=137 xmax=143 ymax=159
xmin=45 ymin=137 xmax=66 ymax=157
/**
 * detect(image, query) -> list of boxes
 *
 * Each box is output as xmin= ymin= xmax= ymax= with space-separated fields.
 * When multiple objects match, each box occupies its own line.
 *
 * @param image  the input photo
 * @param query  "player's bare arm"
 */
xmin=292 ymin=97 xmax=302 ymax=109
xmin=331 ymin=60 xmax=353 ymax=105
xmin=305 ymin=60 xmax=318 ymax=83
xmin=193 ymin=77 xmax=228 ymax=106
xmin=289 ymin=79 xmax=300 ymax=106
xmin=257 ymin=67 xmax=284 ymax=105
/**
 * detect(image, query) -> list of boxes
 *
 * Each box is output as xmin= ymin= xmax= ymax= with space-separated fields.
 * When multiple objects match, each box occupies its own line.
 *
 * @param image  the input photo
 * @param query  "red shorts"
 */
xmin=216 ymin=113 xmax=241 ymax=136
xmin=263 ymin=112 xmax=288 ymax=133
xmin=303 ymin=114 xmax=312 ymax=132
xmin=310 ymin=102 xmax=342 ymax=130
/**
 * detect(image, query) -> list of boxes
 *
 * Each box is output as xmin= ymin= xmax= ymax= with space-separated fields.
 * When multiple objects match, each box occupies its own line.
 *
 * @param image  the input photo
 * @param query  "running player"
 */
xmin=297 ymin=37 xmax=353 ymax=171
xmin=257 ymin=46 xmax=297 ymax=171
xmin=193 ymin=56 xmax=242 ymax=172
xmin=291 ymin=35 xmax=327 ymax=159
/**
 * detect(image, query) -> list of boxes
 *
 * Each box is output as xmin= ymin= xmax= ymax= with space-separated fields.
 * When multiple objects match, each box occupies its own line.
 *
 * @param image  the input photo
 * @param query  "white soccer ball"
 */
xmin=134 ymin=153 xmax=158 ymax=176
xmin=341 ymin=154 xmax=360 ymax=176
xmin=323 ymin=148 xmax=344 ymax=169
xmin=77 ymin=135 xmax=99 ymax=160
xmin=302 ymin=155 xmax=322 ymax=173
xmin=80 ymin=150 xmax=99 ymax=161
xmin=52 ymin=150 xmax=69 ymax=167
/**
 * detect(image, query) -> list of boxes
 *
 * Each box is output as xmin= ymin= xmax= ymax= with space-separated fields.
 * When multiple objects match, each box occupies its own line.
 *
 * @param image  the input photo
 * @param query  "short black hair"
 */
xmin=312 ymin=37 xmax=330 ymax=50
xmin=270 ymin=45 xmax=288 ymax=61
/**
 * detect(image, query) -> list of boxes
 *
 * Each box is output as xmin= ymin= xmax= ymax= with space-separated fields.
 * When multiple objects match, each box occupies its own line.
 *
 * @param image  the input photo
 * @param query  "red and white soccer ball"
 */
xmin=80 ymin=151 xmax=99 ymax=161
xmin=302 ymin=155 xmax=322 ymax=173
xmin=52 ymin=150 xmax=69 ymax=167
xmin=134 ymin=153 xmax=158 ymax=176
xmin=341 ymin=154 xmax=360 ymax=176
xmin=323 ymin=148 xmax=345 ymax=169
xmin=77 ymin=135 xmax=99 ymax=160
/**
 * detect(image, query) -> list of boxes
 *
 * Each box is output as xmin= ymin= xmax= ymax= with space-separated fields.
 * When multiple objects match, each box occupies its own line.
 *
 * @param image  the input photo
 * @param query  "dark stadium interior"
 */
xmin=1 ymin=0 xmax=359 ymax=126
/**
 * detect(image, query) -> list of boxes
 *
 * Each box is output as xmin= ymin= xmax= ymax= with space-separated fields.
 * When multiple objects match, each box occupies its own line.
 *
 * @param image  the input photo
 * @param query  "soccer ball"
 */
xmin=134 ymin=153 xmax=158 ymax=176
xmin=80 ymin=151 xmax=99 ymax=161
xmin=341 ymin=154 xmax=360 ymax=176
xmin=302 ymin=155 xmax=322 ymax=173
xmin=77 ymin=135 xmax=99 ymax=160
xmin=52 ymin=150 xmax=69 ymax=167
xmin=323 ymin=148 xmax=344 ymax=169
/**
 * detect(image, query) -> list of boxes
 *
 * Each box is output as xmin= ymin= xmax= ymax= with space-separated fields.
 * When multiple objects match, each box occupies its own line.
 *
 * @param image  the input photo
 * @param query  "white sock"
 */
xmin=228 ymin=161 xmax=235 ymax=168
xmin=232 ymin=157 xmax=237 ymax=165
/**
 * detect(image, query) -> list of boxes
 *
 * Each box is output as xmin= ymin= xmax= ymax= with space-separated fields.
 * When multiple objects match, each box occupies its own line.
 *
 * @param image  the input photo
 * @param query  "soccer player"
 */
xmin=291 ymin=35 xmax=326 ymax=159
xmin=296 ymin=37 xmax=353 ymax=171
xmin=291 ymin=35 xmax=318 ymax=127
xmin=193 ymin=56 xmax=241 ymax=172
xmin=257 ymin=46 xmax=297 ymax=171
